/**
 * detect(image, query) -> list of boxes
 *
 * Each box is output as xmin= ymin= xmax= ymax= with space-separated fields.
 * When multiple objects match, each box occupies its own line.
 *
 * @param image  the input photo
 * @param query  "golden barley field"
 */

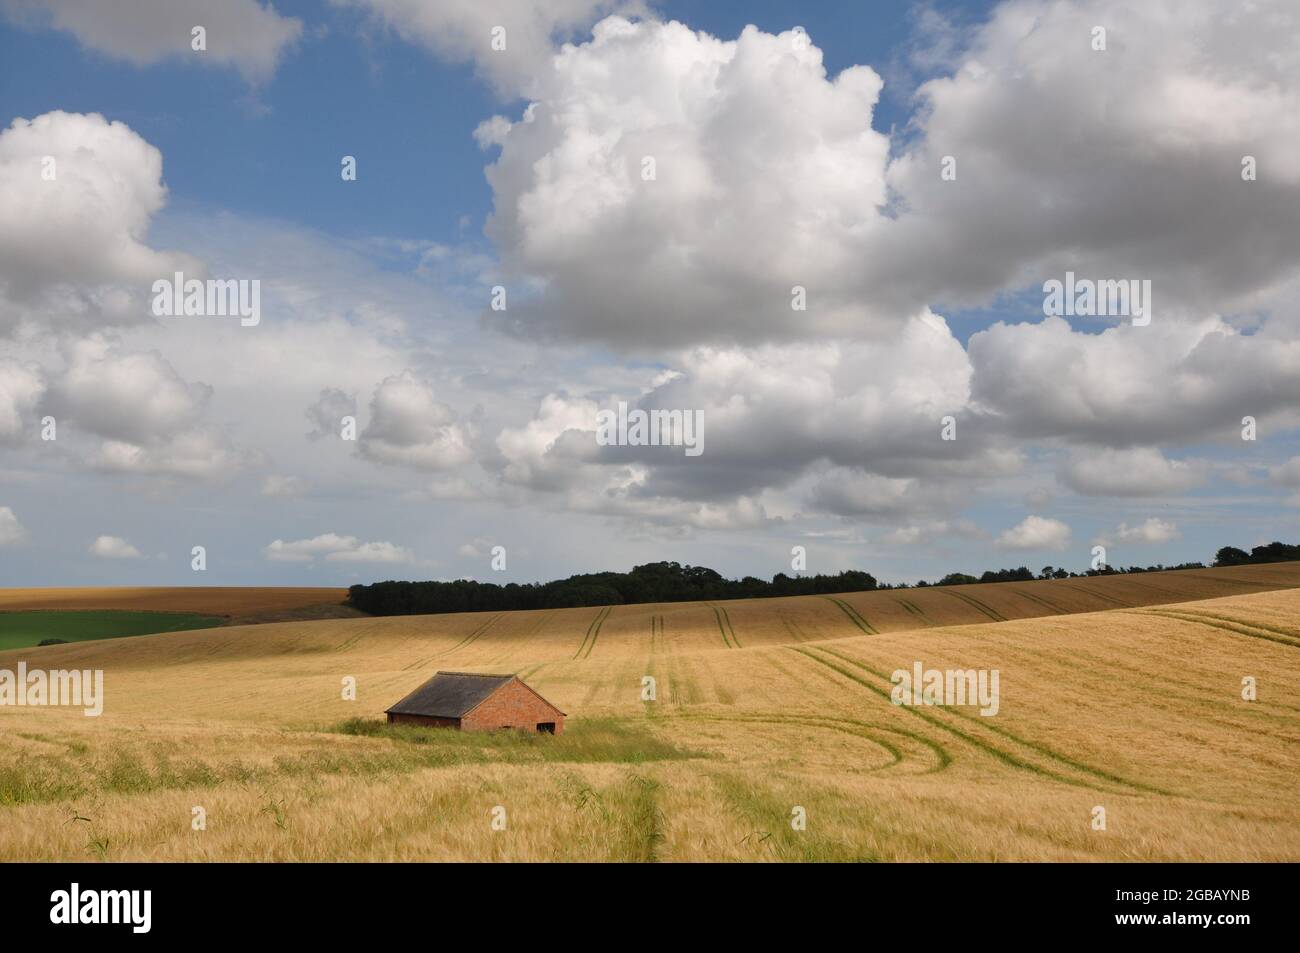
xmin=1 ymin=564 xmax=1298 ymax=862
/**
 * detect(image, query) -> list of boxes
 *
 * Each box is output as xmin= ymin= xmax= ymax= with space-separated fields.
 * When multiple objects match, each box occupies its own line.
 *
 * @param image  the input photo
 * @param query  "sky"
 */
xmin=0 ymin=0 xmax=1298 ymax=589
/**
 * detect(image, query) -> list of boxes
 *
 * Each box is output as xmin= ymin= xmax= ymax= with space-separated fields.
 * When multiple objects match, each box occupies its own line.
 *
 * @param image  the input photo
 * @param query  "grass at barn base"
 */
xmin=331 ymin=715 xmax=701 ymax=765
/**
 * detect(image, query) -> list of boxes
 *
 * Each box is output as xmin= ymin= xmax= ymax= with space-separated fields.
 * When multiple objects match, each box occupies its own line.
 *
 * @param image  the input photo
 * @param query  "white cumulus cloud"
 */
xmin=89 ymin=534 xmax=141 ymax=558
xmin=479 ymin=16 xmax=892 ymax=346
xmin=260 ymin=474 xmax=311 ymax=498
xmin=336 ymin=0 xmax=639 ymax=97
xmin=0 ymin=506 xmax=26 ymax=546
xmin=1111 ymin=518 xmax=1181 ymax=546
xmin=0 ymin=359 xmax=45 ymax=445
xmin=264 ymin=533 xmax=412 ymax=564
xmin=996 ymin=515 xmax=1070 ymax=551
xmin=0 ymin=111 xmax=200 ymax=333
xmin=2 ymin=0 xmax=303 ymax=83
xmin=1061 ymin=448 xmax=1205 ymax=498
xmin=359 ymin=372 xmax=474 ymax=471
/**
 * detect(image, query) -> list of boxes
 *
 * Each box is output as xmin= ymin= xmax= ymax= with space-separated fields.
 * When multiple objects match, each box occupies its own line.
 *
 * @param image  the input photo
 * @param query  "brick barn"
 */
xmin=385 ymin=671 xmax=566 ymax=734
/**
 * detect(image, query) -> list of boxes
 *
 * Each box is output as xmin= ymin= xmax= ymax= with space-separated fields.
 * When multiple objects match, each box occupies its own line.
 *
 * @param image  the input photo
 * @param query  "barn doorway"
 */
xmin=536 ymin=722 xmax=556 ymax=734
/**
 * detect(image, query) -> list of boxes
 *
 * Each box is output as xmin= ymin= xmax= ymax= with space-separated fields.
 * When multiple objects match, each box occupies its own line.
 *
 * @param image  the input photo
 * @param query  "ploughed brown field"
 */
xmin=1 ymin=563 xmax=1298 ymax=861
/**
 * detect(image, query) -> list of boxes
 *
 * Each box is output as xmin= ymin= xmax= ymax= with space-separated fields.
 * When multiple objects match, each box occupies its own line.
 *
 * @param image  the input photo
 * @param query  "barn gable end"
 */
xmin=461 ymin=677 xmax=566 ymax=734
xmin=385 ymin=671 xmax=565 ymax=734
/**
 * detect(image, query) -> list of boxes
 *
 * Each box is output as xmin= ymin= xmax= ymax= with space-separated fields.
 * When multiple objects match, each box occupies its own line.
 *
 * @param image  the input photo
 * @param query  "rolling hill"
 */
xmin=1 ymin=562 xmax=1297 ymax=861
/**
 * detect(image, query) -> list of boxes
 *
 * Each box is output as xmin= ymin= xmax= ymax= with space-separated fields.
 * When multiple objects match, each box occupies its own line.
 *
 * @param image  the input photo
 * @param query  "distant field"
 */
xmin=0 ymin=611 xmax=225 ymax=651
xmin=0 ymin=587 xmax=352 ymax=623
xmin=3 ymin=564 xmax=1297 ymax=631
xmin=1 ymin=562 xmax=1298 ymax=861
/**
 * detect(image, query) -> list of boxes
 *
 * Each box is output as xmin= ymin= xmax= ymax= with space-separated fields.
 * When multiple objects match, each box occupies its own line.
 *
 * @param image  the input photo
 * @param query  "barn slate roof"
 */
xmin=384 ymin=671 xmax=517 ymax=719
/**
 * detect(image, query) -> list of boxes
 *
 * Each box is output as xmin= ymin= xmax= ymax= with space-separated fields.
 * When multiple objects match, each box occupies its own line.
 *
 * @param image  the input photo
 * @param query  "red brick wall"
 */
xmin=461 ymin=679 xmax=565 ymax=734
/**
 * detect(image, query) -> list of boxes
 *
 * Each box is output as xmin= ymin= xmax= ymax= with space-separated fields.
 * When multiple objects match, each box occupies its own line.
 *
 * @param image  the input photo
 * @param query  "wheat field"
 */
xmin=1 ymin=564 xmax=1298 ymax=862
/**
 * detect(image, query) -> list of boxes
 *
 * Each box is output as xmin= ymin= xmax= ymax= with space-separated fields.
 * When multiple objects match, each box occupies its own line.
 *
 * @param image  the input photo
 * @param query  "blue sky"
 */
xmin=0 ymin=0 xmax=1297 ymax=588
xmin=0 ymin=1 xmax=991 ymax=241
xmin=0 ymin=2 xmax=497 ymax=241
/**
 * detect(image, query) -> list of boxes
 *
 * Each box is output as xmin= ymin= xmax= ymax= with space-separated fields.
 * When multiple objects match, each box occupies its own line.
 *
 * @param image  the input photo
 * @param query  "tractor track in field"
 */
xmin=515 ymin=662 xmax=545 ymax=682
xmin=1054 ymin=582 xmax=1133 ymax=609
xmin=334 ymin=632 xmax=365 ymax=652
xmin=650 ymin=613 xmax=665 ymax=653
xmin=1146 ymin=607 xmax=1300 ymax=643
xmin=1005 ymin=587 xmax=1070 ymax=615
xmin=779 ymin=614 xmax=815 ymax=643
xmin=708 ymin=604 xmax=741 ymax=648
xmin=573 ymin=605 xmax=613 ymax=660
xmin=820 ymin=596 xmax=877 ymax=635
xmin=954 ymin=628 xmax=1300 ymax=728
xmin=936 ymin=588 xmax=1007 ymax=622
xmin=681 ymin=710 xmax=953 ymax=775
xmin=664 ymin=650 xmax=702 ymax=706
xmin=1192 ymin=572 xmax=1286 ymax=592
xmin=1112 ymin=579 xmax=1211 ymax=604
xmin=790 ymin=644 xmax=1176 ymax=797
xmin=410 ymin=613 xmax=503 ymax=666
xmin=1131 ymin=608 xmax=1300 ymax=650
xmin=893 ymin=597 xmax=933 ymax=625
xmin=695 ymin=653 xmax=736 ymax=704
xmin=706 ymin=769 xmax=882 ymax=862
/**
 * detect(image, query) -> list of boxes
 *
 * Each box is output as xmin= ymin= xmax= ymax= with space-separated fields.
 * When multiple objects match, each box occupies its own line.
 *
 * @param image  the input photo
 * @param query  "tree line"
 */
xmin=346 ymin=542 xmax=1299 ymax=616
xmin=347 ymin=562 xmax=878 ymax=616
xmin=1211 ymin=541 xmax=1300 ymax=566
